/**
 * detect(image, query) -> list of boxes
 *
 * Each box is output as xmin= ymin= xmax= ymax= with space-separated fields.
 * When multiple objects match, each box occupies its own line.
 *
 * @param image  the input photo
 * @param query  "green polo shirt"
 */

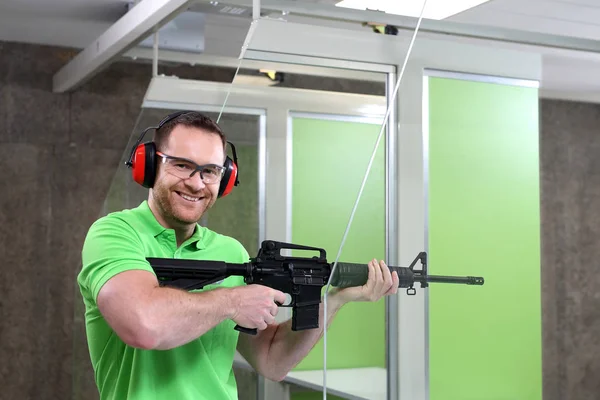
xmin=78 ymin=201 xmax=248 ymax=400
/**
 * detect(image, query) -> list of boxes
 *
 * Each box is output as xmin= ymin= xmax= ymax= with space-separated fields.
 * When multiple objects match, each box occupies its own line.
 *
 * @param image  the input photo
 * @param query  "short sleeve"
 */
xmin=79 ymin=215 xmax=153 ymax=304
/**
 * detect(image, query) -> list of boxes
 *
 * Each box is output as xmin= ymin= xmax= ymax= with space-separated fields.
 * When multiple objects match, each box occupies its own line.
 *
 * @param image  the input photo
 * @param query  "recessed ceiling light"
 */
xmin=336 ymin=0 xmax=491 ymax=20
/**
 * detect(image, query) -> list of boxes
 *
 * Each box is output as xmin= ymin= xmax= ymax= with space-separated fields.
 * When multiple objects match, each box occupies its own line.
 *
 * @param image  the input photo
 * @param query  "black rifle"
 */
xmin=147 ymin=240 xmax=484 ymax=335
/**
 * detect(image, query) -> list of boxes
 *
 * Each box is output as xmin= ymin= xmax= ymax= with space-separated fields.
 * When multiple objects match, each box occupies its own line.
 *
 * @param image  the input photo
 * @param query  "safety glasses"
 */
xmin=156 ymin=151 xmax=225 ymax=184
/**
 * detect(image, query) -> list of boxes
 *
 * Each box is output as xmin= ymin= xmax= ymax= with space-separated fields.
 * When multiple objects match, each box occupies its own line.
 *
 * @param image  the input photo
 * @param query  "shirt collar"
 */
xmin=191 ymin=224 xmax=206 ymax=249
xmin=138 ymin=200 xmax=169 ymax=237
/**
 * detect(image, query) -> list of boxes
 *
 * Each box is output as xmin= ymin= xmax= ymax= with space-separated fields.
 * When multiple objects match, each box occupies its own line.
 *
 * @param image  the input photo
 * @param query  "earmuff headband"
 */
xmin=125 ymin=110 xmax=191 ymax=168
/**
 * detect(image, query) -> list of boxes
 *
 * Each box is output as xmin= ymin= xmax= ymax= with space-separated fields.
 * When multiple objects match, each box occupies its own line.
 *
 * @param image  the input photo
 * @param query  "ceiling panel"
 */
xmin=453 ymin=0 xmax=600 ymax=24
xmin=293 ymin=0 xmax=600 ymax=41
xmin=447 ymin=0 xmax=600 ymax=39
xmin=551 ymin=0 xmax=600 ymax=7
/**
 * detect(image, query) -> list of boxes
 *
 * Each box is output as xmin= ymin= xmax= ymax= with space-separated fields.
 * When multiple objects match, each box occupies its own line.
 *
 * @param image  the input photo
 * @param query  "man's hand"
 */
xmin=229 ymin=285 xmax=287 ymax=331
xmin=330 ymin=259 xmax=399 ymax=305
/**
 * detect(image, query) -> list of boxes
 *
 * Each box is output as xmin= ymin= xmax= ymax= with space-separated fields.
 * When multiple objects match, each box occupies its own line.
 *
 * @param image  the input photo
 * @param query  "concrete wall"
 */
xmin=1 ymin=40 xmax=599 ymax=400
xmin=540 ymin=99 xmax=600 ymax=400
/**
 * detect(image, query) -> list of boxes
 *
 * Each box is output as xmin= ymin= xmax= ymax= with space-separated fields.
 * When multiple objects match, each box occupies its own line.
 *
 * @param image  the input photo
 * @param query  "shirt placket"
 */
xmin=157 ymin=231 xmax=178 ymax=257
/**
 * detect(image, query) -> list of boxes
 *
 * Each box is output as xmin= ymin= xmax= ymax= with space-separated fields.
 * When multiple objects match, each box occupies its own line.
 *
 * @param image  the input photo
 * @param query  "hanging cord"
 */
xmin=217 ymin=57 xmax=244 ymax=124
xmin=321 ymin=1 xmax=429 ymax=398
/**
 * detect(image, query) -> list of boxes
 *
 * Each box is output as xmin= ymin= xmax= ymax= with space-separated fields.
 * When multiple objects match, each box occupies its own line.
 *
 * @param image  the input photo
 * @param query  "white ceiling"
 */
xmin=1 ymin=0 xmax=600 ymax=102
xmin=449 ymin=0 xmax=600 ymax=102
xmin=449 ymin=0 xmax=600 ymax=40
xmin=306 ymin=0 xmax=600 ymax=40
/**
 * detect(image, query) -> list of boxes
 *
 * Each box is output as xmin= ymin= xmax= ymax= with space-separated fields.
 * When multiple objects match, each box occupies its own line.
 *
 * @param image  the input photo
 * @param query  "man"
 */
xmin=78 ymin=111 xmax=399 ymax=400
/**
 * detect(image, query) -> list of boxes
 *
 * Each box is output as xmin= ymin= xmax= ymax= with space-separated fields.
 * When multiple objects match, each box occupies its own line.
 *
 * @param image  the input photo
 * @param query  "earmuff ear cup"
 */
xmin=218 ymin=156 xmax=238 ymax=198
xmin=131 ymin=142 xmax=157 ymax=188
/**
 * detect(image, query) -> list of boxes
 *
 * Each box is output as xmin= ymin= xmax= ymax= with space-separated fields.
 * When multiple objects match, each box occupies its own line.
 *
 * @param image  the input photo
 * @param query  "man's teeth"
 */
xmin=180 ymin=193 xmax=201 ymax=202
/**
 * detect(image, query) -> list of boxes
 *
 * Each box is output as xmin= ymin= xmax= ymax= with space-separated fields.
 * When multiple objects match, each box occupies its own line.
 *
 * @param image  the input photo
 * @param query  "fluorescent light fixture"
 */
xmin=336 ymin=0 xmax=491 ymax=20
xmin=358 ymin=104 xmax=386 ymax=117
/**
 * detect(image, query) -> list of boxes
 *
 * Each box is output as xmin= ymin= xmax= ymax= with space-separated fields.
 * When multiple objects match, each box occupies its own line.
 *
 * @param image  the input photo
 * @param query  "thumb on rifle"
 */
xmin=273 ymin=290 xmax=287 ymax=305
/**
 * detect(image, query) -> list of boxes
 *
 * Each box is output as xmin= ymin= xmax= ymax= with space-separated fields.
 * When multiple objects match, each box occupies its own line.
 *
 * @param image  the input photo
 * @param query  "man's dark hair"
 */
xmin=153 ymin=111 xmax=227 ymax=152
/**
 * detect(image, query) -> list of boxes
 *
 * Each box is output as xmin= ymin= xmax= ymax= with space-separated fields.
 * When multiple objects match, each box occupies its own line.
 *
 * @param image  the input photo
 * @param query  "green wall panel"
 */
xmin=427 ymin=76 xmax=542 ymax=400
xmin=290 ymin=116 xmax=387 ymax=372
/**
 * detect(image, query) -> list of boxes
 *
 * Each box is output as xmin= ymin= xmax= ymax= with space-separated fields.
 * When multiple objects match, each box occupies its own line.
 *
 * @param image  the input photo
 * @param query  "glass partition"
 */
xmin=210 ymin=40 xmax=397 ymax=400
xmin=287 ymin=112 xmax=388 ymax=400
xmin=213 ymin=12 xmax=407 ymax=400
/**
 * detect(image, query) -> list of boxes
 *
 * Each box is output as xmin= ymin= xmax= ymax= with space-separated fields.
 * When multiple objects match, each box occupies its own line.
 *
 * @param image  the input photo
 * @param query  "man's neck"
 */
xmin=147 ymin=199 xmax=195 ymax=247
xmin=174 ymin=225 xmax=196 ymax=247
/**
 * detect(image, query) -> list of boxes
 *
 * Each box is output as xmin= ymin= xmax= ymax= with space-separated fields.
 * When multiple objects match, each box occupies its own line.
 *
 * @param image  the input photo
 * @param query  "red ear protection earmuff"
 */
xmin=125 ymin=110 xmax=239 ymax=198
xmin=219 ymin=141 xmax=239 ymax=198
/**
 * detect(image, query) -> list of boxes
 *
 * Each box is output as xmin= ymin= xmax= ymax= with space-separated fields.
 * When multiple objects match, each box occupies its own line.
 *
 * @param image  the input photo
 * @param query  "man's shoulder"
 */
xmin=87 ymin=204 xmax=147 ymax=235
xmin=202 ymin=228 xmax=243 ymax=247
xmin=197 ymin=227 xmax=250 ymax=261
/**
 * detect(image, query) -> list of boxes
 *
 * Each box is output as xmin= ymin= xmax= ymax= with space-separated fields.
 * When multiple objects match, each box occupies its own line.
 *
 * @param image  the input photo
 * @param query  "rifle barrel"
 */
xmin=415 ymin=275 xmax=484 ymax=285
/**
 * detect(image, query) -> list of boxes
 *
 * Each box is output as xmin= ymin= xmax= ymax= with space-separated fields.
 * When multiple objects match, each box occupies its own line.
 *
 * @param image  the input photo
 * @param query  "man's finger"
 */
xmin=273 ymin=290 xmax=287 ymax=305
xmin=270 ymin=302 xmax=279 ymax=316
xmin=385 ymin=271 xmax=399 ymax=295
xmin=380 ymin=260 xmax=392 ymax=292
xmin=265 ymin=314 xmax=275 ymax=325
xmin=364 ymin=260 xmax=375 ymax=289
xmin=371 ymin=258 xmax=384 ymax=294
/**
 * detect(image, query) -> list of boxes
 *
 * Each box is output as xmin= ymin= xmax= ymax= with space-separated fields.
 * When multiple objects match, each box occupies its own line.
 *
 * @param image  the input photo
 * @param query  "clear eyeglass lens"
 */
xmin=163 ymin=159 xmax=223 ymax=183
xmin=195 ymin=165 xmax=223 ymax=183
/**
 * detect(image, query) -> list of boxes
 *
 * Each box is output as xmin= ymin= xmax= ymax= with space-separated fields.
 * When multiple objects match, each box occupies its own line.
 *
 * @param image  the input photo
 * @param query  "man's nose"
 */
xmin=185 ymin=171 xmax=206 ymax=190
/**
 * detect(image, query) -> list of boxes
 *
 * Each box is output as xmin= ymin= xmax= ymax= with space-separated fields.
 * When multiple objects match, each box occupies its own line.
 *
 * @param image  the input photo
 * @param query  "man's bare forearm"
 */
xmin=259 ymin=292 xmax=346 ymax=380
xmin=140 ymin=286 xmax=236 ymax=350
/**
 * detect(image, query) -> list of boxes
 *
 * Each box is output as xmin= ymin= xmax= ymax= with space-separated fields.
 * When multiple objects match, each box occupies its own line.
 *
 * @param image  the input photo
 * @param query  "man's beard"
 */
xmin=152 ymin=180 xmax=213 ymax=226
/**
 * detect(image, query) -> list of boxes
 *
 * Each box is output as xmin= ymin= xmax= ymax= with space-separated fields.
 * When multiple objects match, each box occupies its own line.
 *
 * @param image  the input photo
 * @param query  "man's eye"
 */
xmin=174 ymin=163 xmax=193 ymax=170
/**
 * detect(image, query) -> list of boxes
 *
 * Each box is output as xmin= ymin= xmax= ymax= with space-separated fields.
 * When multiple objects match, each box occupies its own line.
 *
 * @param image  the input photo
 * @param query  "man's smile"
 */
xmin=176 ymin=191 xmax=205 ymax=203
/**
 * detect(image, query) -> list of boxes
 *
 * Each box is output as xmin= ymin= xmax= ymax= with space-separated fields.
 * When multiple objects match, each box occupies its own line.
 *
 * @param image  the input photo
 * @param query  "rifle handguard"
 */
xmin=330 ymin=262 xmax=369 ymax=288
xmin=330 ymin=263 xmax=417 ymax=288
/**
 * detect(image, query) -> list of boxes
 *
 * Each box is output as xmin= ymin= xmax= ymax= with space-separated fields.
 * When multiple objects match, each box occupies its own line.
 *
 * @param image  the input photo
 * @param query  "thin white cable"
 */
xmin=321 ymin=1 xmax=429 ymax=398
xmin=217 ymin=58 xmax=244 ymax=124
